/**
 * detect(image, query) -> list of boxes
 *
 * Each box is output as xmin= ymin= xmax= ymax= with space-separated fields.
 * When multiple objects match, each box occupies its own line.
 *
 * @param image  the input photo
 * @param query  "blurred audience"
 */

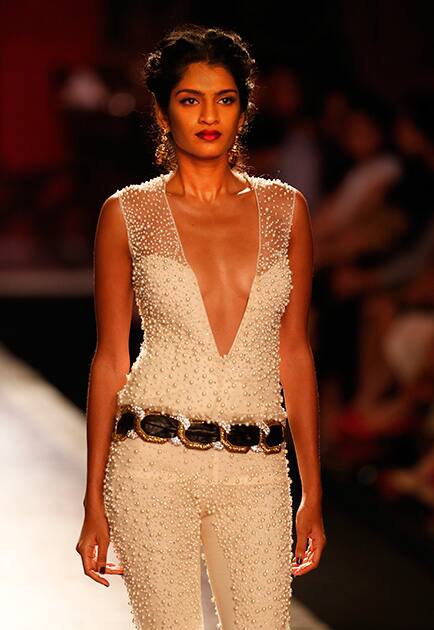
xmin=313 ymin=89 xmax=434 ymax=538
xmin=248 ymin=63 xmax=322 ymax=212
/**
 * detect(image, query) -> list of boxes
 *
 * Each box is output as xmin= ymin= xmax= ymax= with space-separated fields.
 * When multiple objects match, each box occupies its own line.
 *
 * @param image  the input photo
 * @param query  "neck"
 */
xmin=164 ymin=162 xmax=246 ymax=202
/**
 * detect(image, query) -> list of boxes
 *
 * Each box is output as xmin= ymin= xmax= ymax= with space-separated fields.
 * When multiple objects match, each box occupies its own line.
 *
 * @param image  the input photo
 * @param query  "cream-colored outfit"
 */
xmin=103 ymin=170 xmax=297 ymax=629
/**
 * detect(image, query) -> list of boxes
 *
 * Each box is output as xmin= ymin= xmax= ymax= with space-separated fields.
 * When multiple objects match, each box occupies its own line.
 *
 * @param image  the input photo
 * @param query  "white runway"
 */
xmin=0 ymin=343 xmax=332 ymax=629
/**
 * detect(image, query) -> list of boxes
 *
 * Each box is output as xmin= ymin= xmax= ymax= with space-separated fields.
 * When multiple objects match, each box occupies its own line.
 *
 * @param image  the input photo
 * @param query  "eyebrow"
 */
xmin=175 ymin=88 xmax=238 ymax=96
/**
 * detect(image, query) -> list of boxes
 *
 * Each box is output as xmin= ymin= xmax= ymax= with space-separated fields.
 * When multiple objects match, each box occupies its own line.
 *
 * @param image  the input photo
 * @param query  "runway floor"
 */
xmin=0 ymin=343 xmax=332 ymax=630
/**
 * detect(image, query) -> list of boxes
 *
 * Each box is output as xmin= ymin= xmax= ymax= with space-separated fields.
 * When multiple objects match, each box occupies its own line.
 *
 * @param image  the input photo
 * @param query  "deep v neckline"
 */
xmin=161 ymin=171 xmax=261 ymax=361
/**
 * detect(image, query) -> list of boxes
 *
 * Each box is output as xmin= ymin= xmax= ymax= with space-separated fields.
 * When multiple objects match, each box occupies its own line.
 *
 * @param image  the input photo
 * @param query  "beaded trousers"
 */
xmin=103 ymin=435 xmax=294 ymax=629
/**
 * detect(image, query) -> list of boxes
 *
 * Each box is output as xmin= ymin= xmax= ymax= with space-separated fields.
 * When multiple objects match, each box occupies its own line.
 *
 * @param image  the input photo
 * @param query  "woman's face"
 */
xmin=157 ymin=61 xmax=245 ymax=164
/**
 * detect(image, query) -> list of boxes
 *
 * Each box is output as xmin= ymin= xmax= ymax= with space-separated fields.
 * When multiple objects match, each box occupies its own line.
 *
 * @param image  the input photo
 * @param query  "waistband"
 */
xmin=112 ymin=405 xmax=287 ymax=455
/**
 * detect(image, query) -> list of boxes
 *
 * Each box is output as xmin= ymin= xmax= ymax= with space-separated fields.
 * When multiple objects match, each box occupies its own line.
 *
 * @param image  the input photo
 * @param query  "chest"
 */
xmin=165 ymin=188 xmax=260 ymax=297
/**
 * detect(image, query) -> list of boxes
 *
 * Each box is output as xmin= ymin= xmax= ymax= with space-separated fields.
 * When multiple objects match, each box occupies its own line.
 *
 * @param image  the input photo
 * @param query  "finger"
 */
xmin=96 ymin=537 xmax=110 ymax=575
xmin=80 ymin=560 xmax=110 ymax=586
xmin=106 ymin=562 xmax=124 ymax=569
xmin=292 ymin=559 xmax=315 ymax=576
xmin=78 ymin=543 xmax=96 ymax=575
xmin=306 ymin=534 xmax=326 ymax=565
xmin=88 ymin=568 xmax=111 ymax=586
xmin=294 ymin=534 xmax=309 ymax=565
xmin=292 ymin=545 xmax=322 ymax=576
xmin=291 ymin=543 xmax=315 ymax=567
xmin=104 ymin=563 xmax=125 ymax=575
xmin=293 ymin=547 xmax=310 ymax=566
xmin=308 ymin=543 xmax=324 ymax=568
xmin=81 ymin=545 xmax=110 ymax=587
xmin=291 ymin=545 xmax=314 ymax=573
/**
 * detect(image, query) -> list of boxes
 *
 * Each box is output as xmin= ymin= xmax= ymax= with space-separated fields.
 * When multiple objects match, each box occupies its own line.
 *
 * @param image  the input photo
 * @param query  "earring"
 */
xmin=155 ymin=127 xmax=171 ymax=166
xmin=228 ymin=129 xmax=242 ymax=167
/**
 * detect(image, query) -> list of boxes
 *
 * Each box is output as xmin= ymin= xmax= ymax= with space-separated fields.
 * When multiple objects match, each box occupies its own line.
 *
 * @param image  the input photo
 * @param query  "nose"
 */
xmin=199 ymin=100 xmax=219 ymax=125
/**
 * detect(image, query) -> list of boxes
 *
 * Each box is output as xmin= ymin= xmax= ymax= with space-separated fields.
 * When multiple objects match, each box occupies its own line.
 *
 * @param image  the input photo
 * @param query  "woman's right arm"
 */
xmin=76 ymin=192 xmax=133 ymax=586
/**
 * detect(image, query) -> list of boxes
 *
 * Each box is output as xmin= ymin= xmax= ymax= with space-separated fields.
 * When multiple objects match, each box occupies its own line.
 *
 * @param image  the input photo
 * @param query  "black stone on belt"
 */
xmin=114 ymin=412 xmax=284 ymax=448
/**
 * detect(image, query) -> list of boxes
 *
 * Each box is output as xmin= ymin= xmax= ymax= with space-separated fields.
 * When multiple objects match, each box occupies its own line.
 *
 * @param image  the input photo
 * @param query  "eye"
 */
xmin=179 ymin=97 xmax=198 ymax=105
xmin=220 ymin=96 xmax=236 ymax=104
xmin=179 ymin=96 xmax=237 ymax=105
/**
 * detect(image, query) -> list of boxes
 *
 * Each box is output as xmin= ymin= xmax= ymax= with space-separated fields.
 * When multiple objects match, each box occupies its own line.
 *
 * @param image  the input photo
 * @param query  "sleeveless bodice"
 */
xmin=114 ymin=170 xmax=297 ymax=434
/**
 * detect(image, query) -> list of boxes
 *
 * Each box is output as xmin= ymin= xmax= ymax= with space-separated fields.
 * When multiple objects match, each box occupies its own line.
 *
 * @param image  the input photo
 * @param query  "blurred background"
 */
xmin=1 ymin=1 xmax=433 ymax=629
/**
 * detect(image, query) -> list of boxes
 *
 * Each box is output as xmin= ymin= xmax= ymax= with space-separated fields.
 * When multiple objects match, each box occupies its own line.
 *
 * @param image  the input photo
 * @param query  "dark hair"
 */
xmin=142 ymin=23 xmax=258 ymax=172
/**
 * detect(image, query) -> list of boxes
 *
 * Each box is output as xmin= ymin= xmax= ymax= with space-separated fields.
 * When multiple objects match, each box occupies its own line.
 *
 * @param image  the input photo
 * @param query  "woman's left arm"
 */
xmin=279 ymin=189 xmax=327 ymax=577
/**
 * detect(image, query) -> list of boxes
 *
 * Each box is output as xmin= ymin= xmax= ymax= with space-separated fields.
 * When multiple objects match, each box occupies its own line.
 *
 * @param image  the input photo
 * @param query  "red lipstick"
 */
xmin=196 ymin=130 xmax=222 ymax=141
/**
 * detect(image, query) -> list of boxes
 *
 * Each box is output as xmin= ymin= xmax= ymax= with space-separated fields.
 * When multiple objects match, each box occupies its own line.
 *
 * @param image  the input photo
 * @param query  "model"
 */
xmin=76 ymin=23 xmax=326 ymax=630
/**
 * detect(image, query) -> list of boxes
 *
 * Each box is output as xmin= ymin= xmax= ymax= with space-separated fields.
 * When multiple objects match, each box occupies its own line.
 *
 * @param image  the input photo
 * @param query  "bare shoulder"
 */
xmin=293 ymin=188 xmax=310 ymax=221
xmin=97 ymin=177 xmax=152 ymax=226
xmin=95 ymin=192 xmax=128 ymax=252
xmin=100 ymin=192 xmax=121 ymax=214
xmin=290 ymin=187 xmax=313 ymax=249
xmin=97 ymin=192 xmax=123 ymax=229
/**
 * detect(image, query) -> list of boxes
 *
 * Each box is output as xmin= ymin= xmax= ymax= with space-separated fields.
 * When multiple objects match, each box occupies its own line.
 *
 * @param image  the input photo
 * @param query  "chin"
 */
xmin=189 ymin=149 xmax=226 ymax=160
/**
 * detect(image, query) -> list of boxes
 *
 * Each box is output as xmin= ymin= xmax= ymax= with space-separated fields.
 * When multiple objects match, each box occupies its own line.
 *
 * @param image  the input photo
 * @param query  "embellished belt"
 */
xmin=112 ymin=405 xmax=287 ymax=455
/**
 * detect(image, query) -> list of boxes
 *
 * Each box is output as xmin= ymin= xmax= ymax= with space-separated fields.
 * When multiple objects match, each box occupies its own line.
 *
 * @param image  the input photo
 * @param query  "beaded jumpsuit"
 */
xmin=103 ymin=170 xmax=297 ymax=629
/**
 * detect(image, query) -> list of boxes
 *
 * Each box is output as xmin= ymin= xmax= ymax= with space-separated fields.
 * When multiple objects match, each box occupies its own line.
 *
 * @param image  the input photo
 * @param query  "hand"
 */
xmin=75 ymin=506 xmax=124 ymax=587
xmin=291 ymin=498 xmax=327 ymax=577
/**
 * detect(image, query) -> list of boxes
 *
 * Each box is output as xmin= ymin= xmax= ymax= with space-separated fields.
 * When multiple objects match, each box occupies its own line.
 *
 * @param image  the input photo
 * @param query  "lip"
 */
xmin=196 ymin=131 xmax=222 ymax=141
